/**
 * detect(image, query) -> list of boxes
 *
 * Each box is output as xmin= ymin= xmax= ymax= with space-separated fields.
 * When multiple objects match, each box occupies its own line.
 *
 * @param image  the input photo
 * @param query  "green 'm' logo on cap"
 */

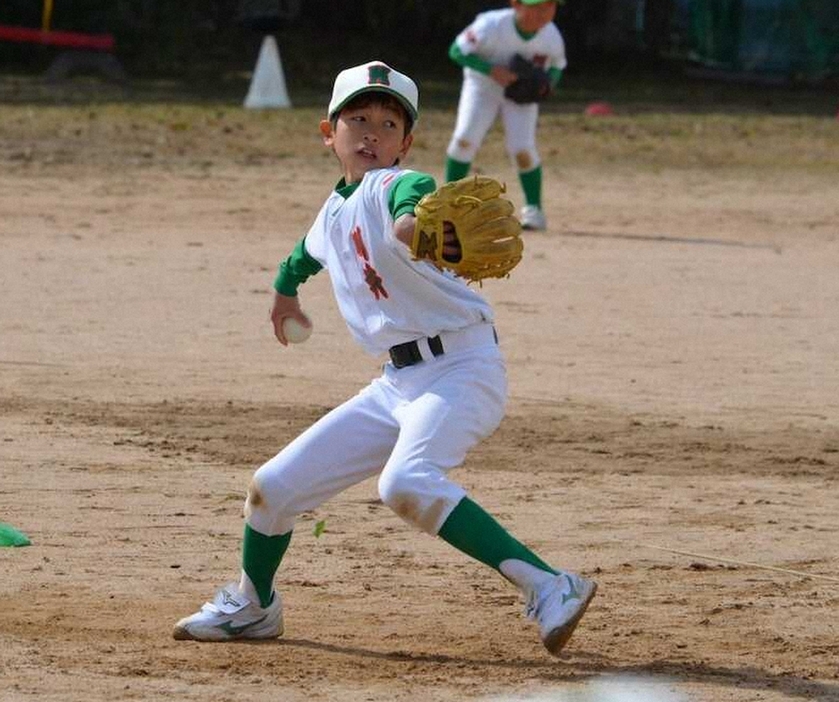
xmin=368 ymin=65 xmax=391 ymax=86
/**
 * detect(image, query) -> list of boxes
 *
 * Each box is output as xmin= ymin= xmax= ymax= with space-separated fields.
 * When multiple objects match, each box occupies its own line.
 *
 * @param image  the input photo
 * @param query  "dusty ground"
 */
xmin=1 ymin=92 xmax=838 ymax=702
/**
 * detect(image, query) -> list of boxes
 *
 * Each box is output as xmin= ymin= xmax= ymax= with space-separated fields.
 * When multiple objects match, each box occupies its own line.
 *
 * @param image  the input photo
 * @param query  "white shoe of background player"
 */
xmin=520 ymin=205 xmax=547 ymax=231
xmin=525 ymin=571 xmax=597 ymax=655
xmin=173 ymin=583 xmax=283 ymax=641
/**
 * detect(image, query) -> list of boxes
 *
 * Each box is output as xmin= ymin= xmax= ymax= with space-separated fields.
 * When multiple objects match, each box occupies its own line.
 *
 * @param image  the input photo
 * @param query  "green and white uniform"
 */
xmin=249 ymin=166 xmax=505 ymax=539
xmin=174 ymin=62 xmax=596 ymax=655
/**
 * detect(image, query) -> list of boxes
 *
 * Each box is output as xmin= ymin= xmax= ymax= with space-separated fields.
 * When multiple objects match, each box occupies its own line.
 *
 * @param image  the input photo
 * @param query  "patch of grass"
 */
xmin=1 ymin=71 xmax=837 ymax=173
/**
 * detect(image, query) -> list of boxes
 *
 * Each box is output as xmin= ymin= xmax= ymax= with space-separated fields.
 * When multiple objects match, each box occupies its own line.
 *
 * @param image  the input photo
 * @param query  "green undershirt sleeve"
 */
xmin=388 ymin=171 xmax=437 ymax=220
xmin=449 ymin=41 xmax=493 ymax=76
xmin=273 ymin=237 xmax=323 ymax=296
xmin=548 ymin=67 xmax=563 ymax=89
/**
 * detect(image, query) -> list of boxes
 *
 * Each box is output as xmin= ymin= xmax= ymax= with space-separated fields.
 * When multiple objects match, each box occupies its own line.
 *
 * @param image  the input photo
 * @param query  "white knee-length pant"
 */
xmin=245 ymin=338 xmax=507 ymax=537
xmin=447 ymin=73 xmax=541 ymax=170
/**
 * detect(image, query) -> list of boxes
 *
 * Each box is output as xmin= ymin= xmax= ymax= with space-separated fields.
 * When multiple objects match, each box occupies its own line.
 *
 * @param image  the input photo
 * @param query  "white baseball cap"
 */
xmin=327 ymin=61 xmax=419 ymax=122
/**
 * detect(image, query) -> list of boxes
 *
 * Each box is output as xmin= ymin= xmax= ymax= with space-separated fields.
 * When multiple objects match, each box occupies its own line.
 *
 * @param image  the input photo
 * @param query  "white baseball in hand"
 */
xmin=282 ymin=316 xmax=312 ymax=344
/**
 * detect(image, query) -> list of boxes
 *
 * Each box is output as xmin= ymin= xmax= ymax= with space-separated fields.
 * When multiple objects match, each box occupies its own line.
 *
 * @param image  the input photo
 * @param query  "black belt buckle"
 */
xmin=389 ymin=335 xmax=444 ymax=369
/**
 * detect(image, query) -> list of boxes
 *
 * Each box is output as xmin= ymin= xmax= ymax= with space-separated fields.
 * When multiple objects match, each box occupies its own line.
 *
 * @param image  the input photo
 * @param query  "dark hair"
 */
xmin=332 ymin=92 xmax=414 ymax=136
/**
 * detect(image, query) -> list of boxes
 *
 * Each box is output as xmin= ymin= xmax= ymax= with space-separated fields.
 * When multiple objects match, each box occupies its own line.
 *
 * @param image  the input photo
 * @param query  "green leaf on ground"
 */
xmin=0 ymin=522 xmax=31 ymax=547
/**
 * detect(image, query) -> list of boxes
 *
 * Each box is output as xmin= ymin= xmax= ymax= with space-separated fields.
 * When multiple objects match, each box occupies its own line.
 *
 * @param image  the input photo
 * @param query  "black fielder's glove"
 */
xmin=504 ymin=54 xmax=551 ymax=104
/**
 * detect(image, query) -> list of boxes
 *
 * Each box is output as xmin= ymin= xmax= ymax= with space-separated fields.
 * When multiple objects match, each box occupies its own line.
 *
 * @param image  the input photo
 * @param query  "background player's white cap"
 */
xmin=328 ymin=61 xmax=418 ymax=122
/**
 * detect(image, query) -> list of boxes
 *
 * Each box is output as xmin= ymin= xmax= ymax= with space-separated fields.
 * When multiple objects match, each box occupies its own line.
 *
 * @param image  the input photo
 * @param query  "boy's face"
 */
xmin=512 ymin=0 xmax=557 ymax=33
xmin=320 ymin=101 xmax=413 ymax=184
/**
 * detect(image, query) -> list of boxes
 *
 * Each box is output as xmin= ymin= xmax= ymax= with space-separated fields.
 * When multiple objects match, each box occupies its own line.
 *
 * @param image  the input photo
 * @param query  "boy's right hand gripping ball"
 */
xmin=411 ymin=176 xmax=523 ymax=282
xmin=282 ymin=316 xmax=312 ymax=344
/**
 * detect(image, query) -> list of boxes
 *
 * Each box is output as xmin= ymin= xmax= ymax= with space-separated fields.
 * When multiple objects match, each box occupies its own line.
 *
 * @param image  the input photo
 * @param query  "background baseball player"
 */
xmin=173 ymin=60 xmax=595 ymax=656
xmin=445 ymin=0 xmax=567 ymax=231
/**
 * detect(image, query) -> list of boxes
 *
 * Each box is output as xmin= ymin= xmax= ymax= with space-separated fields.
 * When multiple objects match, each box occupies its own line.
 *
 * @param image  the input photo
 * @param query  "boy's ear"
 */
xmin=319 ymin=119 xmax=334 ymax=144
xmin=398 ymin=133 xmax=414 ymax=161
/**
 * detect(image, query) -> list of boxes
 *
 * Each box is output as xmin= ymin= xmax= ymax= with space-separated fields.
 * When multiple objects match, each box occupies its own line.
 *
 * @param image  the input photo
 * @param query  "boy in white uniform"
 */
xmin=173 ymin=60 xmax=595 ymax=656
xmin=445 ymin=0 xmax=566 ymax=231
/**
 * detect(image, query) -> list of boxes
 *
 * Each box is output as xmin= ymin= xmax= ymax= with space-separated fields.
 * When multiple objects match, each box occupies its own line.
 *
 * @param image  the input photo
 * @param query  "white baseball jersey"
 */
xmin=455 ymin=9 xmax=567 ymax=81
xmin=303 ymin=166 xmax=494 ymax=356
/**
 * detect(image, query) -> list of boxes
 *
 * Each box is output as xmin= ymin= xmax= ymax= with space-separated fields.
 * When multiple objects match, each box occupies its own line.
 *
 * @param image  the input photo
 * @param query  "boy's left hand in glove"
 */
xmin=411 ymin=176 xmax=524 ymax=282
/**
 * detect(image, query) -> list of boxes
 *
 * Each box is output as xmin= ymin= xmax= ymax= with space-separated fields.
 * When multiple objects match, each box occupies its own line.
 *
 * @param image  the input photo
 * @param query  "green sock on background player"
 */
xmin=445 ymin=157 xmax=471 ymax=182
xmin=241 ymin=524 xmax=291 ymax=607
xmin=519 ymin=165 xmax=542 ymax=207
xmin=448 ymin=159 xmax=542 ymax=210
xmin=438 ymin=496 xmax=557 ymax=576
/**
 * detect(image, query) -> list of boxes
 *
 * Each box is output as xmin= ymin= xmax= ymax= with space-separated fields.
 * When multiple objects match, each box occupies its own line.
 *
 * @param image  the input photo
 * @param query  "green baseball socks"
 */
xmin=240 ymin=496 xmax=558 ymax=608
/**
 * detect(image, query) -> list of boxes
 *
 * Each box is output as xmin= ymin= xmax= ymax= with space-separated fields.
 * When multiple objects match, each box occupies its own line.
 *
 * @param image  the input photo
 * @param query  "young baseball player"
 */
xmin=173 ymin=60 xmax=596 ymax=656
xmin=445 ymin=0 xmax=566 ymax=231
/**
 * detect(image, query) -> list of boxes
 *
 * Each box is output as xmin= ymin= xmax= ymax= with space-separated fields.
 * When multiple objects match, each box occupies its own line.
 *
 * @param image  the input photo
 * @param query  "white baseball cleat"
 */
xmin=173 ymin=583 xmax=283 ymax=641
xmin=525 ymin=571 xmax=597 ymax=655
xmin=520 ymin=205 xmax=547 ymax=231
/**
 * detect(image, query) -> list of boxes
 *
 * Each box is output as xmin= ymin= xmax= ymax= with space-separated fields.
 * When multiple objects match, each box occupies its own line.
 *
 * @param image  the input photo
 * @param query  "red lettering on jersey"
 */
xmin=351 ymin=226 xmax=369 ymax=261
xmin=350 ymin=225 xmax=389 ymax=299
xmin=364 ymin=263 xmax=389 ymax=300
xmin=533 ymin=55 xmax=548 ymax=69
xmin=465 ymin=29 xmax=477 ymax=46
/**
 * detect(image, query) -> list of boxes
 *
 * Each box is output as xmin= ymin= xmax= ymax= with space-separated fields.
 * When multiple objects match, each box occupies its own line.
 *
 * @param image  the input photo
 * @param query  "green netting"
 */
xmin=689 ymin=0 xmax=839 ymax=79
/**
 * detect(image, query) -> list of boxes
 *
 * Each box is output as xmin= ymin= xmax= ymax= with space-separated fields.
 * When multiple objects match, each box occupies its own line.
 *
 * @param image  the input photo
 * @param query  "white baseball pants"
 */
xmin=245 ymin=326 xmax=507 ymax=537
xmin=447 ymin=74 xmax=541 ymax=169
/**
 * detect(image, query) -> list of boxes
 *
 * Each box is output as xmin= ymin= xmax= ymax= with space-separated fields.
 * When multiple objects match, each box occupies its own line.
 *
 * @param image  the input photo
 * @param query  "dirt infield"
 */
xmin=1 ymin=100 xmax=838 ymax=702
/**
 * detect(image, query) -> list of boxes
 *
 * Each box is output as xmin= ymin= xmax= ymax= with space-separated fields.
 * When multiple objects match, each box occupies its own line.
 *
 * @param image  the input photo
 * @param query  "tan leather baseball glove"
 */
xmin=411 ymin=176 xmax=524 ymax=282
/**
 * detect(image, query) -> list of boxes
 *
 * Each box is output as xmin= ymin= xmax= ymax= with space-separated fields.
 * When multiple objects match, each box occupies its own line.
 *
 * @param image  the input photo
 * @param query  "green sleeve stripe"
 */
xmin=273 ymin=237 xmax=323 ymax=296
xmin=449 ymin=41 xmax=493 ymax=76
xmin=388 ymin=172 xmax=437 ymax=220
xmin=548 ymin=67 xmax=563 ymax=89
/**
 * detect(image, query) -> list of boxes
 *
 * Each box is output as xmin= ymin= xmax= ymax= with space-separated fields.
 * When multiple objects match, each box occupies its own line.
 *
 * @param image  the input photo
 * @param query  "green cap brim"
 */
xmin=330 ymin=86 xmax=418 ymax=122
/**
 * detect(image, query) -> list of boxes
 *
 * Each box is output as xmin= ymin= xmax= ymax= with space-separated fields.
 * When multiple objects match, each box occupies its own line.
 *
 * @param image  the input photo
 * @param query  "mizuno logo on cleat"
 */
xmin=217 ymin=615 xmax=268 ymax=636
xmin=560 ymin=575 xmax=581 ymax=605
xmin=220 ymin=590 xmax=244 ymax=608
